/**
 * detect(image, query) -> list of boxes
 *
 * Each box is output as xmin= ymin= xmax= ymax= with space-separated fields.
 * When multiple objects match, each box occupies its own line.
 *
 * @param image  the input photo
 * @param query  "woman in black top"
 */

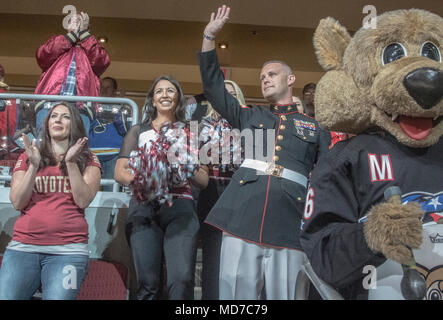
xmin=114 ymin=75 xmax=208 ymax=300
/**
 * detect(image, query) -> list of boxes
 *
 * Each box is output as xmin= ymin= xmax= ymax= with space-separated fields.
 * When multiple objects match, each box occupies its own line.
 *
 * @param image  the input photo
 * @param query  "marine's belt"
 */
xmin=241 ymin=159 xmax=308 ymax=188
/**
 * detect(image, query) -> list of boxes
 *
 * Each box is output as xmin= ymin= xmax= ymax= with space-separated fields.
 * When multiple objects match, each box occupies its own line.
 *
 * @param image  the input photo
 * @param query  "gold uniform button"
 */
xmin=275 ymin=146 xmax=281 ymax=151
xmin=280 ymin=124 xmax=286 ymax=130
xmin=259 ymin=123 xmax=264 ymax=128
xmin=239 ymin=180 xmax=244 ymax=184
xmin=281 ymin=115 xmax=287 ymax=121
xmin=277 ymin=135 xmax=283 ymax=141
xmin=297 ymin=197 xmax=302 ymax=201
xmin=274 ymin=106 xmax=278 ymax=110
xmin=303 ymin=136 xmax=307 ymax=140
xmin=273 ymin=155 xmax=279 ymax=161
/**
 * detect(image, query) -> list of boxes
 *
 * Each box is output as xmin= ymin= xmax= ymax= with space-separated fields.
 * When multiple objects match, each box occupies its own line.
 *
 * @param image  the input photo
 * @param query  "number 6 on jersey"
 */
xmin=303 ymin=187 xmax=315 ymax=220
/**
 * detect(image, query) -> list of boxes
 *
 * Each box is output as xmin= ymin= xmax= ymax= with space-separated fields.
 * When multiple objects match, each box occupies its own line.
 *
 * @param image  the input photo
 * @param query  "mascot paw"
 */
xmin=363 ymin=201 xmax=424 ymax=265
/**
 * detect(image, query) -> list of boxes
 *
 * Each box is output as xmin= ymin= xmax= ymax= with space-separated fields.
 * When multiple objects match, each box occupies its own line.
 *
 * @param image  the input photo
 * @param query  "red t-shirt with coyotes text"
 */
xmin=11 ymin=152 xmax=101 ymax=245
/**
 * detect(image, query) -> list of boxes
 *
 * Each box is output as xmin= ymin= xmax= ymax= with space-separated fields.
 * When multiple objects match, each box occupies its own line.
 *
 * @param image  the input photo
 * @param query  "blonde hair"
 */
xmin=206 ymin=80 xmax=246 ymax=119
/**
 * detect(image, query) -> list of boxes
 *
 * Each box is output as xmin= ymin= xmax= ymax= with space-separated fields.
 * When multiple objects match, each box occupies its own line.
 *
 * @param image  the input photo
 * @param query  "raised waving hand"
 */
xmin=202 ymin=5 xmax=230 ymax=52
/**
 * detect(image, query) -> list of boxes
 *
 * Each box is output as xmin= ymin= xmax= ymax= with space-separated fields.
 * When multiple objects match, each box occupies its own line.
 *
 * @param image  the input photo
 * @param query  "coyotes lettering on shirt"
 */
xmin=11 ymin=151 xmax=101 ymax=245
xmin=33 ymin=175 xmax=71 ymax=193
xmin=14 ymin=152 xmax=101 ymax=194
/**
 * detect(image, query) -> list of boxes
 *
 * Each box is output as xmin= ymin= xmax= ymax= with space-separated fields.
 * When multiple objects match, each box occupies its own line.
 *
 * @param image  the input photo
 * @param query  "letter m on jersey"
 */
xmin=368 ymin=154 xmax=394 ymax=182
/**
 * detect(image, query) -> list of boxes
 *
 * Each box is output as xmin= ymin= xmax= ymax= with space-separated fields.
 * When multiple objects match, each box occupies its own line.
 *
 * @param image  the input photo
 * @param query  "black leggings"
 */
xmin=197 ymin=179 xmax=227 ymax=300
xmin=126 ymin=198 xmax=199 ymax=300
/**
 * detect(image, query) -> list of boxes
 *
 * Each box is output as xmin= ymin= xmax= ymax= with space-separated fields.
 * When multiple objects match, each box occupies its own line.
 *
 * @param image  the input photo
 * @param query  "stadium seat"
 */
xmin=76 ymin=259 xmax=129 ymax=300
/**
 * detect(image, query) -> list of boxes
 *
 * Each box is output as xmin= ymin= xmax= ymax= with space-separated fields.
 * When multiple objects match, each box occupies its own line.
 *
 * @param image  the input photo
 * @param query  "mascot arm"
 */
xmin=363 ymin=200 xmax=423 ymax=265
xmin=300 ymin=159 xmax=385 ymax=288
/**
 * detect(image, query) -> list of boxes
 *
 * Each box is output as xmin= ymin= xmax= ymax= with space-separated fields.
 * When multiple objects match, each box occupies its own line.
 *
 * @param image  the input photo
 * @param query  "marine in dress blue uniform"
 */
xmin=198 ymin=6 xmax=330 ymax=299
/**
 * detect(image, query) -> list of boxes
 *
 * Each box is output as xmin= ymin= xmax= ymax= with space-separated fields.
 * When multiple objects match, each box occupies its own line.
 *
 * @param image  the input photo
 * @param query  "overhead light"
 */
xmin=98 ymin=36 xmax=108 ymax=43
xmin=218 ymin=42 xmax=228 ymax=49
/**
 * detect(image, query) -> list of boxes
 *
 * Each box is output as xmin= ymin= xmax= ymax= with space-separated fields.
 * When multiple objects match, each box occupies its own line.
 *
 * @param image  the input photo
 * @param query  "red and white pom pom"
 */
xmin=128 ymin=122 xmax=199 ymax=206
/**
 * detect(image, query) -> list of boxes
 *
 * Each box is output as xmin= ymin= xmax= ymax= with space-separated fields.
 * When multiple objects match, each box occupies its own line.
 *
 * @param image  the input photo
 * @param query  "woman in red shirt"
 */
xmin=0 ymin=102 xmax=101 ymax=300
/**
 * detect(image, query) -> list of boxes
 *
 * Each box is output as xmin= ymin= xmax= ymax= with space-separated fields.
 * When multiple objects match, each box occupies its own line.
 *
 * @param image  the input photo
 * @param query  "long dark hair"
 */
xmin=38 ymin=102 xmax=92 ymax=175
xmin=142 ymin=75 xmax=187 ymax=124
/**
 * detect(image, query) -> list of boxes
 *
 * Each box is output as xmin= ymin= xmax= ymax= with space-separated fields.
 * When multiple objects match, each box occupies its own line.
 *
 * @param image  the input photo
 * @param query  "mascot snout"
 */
xmin=403 ymin=67 xmax=443 ymax=109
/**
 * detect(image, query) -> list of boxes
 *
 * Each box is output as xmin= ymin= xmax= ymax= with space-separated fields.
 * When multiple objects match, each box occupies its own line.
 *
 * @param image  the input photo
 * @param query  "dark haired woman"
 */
xmin=115 ymin=75 xmax=208 ymax=300
xmin=0 ymin=102 xmax=101 ymax=300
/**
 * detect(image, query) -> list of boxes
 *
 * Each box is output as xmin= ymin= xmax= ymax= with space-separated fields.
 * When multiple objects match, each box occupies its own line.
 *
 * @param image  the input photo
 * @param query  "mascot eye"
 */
xmin=421 ymin=42 xmax=441 ymax=62
xmin=382 ymin=43 xmax=407 ymax=65
xmin=428 ymin=288 xmax=442 ymax=300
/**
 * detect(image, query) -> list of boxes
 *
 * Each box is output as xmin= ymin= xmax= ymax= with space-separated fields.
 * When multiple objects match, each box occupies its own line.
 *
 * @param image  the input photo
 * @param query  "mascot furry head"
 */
xmin=314 ymin=9 xmax=442 ymax=148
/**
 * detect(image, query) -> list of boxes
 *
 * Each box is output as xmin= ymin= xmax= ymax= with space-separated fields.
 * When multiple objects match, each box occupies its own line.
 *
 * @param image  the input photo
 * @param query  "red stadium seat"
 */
xmin=76 ymin=259 xmax=129 ymax=300
xmin=0 ymin=159 xmax=17 ymax=168
xmin=0 ymin=159 xmax=17 ymax=174
xmin=0 ymin=256 xmax=128 ymax=300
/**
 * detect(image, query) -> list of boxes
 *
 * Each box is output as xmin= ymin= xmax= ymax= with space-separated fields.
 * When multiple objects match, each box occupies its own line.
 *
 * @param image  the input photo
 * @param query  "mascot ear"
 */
xmin=313 ymin=17 xmax=351 ymax=71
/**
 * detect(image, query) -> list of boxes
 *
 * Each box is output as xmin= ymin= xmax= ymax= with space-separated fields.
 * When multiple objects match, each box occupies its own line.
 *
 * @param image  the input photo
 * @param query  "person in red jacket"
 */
xmin=34 ymin=12 xmax=110 ymax=137
xmin=0 ymin=64 xmax=20 ymax=161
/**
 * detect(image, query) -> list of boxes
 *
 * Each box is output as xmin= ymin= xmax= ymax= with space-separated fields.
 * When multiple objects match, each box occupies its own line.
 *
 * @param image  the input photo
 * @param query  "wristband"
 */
xmin=203 ymin=33 xmax=215 ymax=41
xmin=79 ymin=30 xmax=91 ymax=41
xmin=66 ymin=31 xmax=79 ymax=44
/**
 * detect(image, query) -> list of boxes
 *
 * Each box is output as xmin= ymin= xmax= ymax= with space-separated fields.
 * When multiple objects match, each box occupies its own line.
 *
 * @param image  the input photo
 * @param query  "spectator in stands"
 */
xmin=185 ymin=80 xmax=246 ymax=121
xmin=184 ymin=93 xmax=208 ymax=121
xmin=196 ymin=79 xmax=247 ymax=300
xmin=100 ymin=77 xmax=118 ymax=98
xmin=0 ymin=102 xmax=101 ymax=300
xmin=89 ymin=76 xmax=129 ymax=191
xmin=302 ymin=82 xmax=316 ymax=117
xmin=224 ymin=80 xmax=246 ymax=106
xmin=182 ymin=80 xmax=247 ymax=299
xmin=34 ymin=11 xmax=110 ymax=137
xmin=0 ymin=64 xmax=5 ymax=85
xmin=12 ymin=102 xmax=38 ymax=147
xmin=114 ymin=75 xmax=209 ymax=300
xmin=292 ymin=95 xmax=307 ymax=113
xmin=0 ymin=64 xmax=20 ymax=161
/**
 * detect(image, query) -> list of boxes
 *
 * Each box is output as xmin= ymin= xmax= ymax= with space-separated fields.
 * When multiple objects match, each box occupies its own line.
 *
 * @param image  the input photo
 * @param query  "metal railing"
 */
xmin=0 ymin=93 xmax=140 ymax=190
xmin=294 ymin=258 xmax=344 ymax=300
xmin=7 ymin=85 xmax=268 ymax=104
xmin=0 ymin=93 xmax=139 ymax=127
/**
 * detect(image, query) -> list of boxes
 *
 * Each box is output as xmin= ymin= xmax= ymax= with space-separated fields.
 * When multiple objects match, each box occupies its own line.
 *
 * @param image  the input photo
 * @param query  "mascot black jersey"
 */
xmin=300 ymin=132 xmax=443 ymax=299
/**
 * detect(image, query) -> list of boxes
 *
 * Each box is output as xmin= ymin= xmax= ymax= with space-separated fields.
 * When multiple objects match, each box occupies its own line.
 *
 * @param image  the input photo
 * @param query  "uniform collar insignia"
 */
xmin=271 ymin=104 xmax=298 ymax=114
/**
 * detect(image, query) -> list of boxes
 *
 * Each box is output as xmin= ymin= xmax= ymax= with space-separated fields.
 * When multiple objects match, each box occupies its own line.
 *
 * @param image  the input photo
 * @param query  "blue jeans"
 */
xmin=100 ymin=154 xmax=118 ymax=191
xmin=36 ymin=106 xmax=91 ymax=139
xmin=0 ymin=249 xmax=89 ymax=300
